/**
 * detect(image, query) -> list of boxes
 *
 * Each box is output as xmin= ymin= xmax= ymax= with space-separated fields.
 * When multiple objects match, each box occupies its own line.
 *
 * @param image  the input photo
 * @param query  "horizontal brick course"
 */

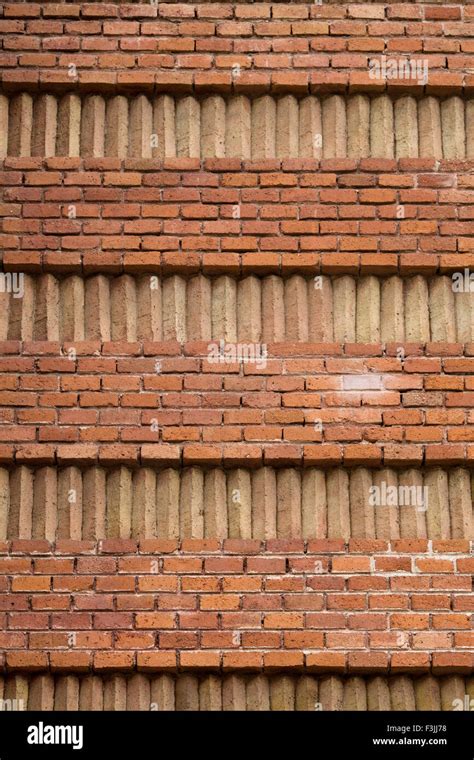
xmin=1 ymin=344 xmax=474 ymax=449
xmin=0 ymin=541 xmax=472 ymax=673
xmin=1 ymin=3 xmax=474 ymax=94
xmin=2 ymin=159 xmax=474 ymax=271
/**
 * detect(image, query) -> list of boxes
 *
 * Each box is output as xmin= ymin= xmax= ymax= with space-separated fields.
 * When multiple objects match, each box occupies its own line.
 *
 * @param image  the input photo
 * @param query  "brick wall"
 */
xmin=1 ymin=2 xmax=473 ymax=94
xmin=2 ymin=160 xmax=474 ymax=273
xmin=4 ymin=343 xmax=474 ymax=455
xmin=0 ymin=0 xmax=473 ymax=711
xmin=0 ymin=538 xmax=473 ymax=676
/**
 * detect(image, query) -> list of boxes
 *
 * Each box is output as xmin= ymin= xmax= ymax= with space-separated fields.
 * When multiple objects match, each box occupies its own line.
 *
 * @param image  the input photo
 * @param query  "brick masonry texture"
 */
xmin=1 ymin=92 xmax=473 ymax=160
xmin=0 ymin=0 xmax=473 ymax=705
xmin=3 ymin=273 xmax=474 ymax=343
xmin=0 ymin=539 xmax=473 ymax=674
xmin=3 ymin=672 xmax=474 ymax=712
xmin=0 ymin=465 xmax=472 ymax=541
xmin=2 ymin=272 xmax=474 ymax=343
xmin=2 ymin=159 xmax=474 ymax=272
xmin=1 ymin=3 xmax=474 ymax=94
xmin=3 ymin=343 xmax=474 ymax=451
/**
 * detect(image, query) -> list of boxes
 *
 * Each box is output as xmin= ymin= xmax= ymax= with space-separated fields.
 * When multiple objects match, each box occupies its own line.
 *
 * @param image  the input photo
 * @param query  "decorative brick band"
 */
xmin=1 ymin=91 xmax=472 ymax=162
xmin=1 ymin=672 xmax=472 ymax=712
xmin=2 ymin=271 xmax=474 ymax=345
xmin=0 ymin=464 xmax=472 ymax=542
xmin=0 ymin=539 xmax=472 ymax=674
